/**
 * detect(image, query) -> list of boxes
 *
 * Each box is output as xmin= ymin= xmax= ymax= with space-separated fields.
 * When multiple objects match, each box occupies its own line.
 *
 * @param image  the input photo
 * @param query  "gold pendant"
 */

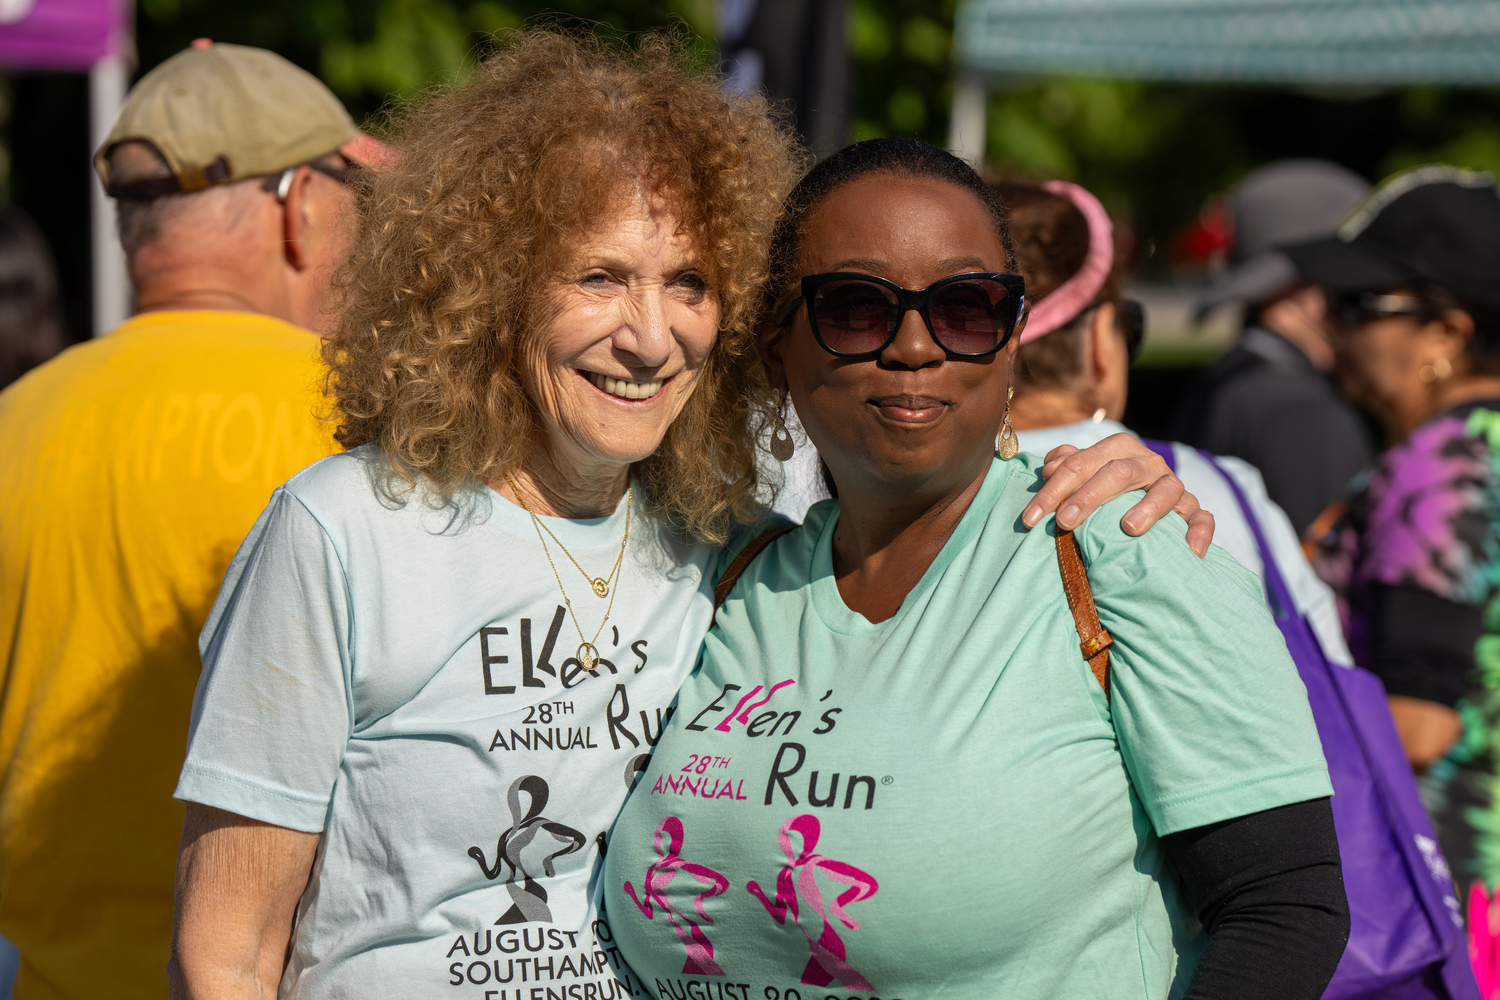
xmin=998 ymin=424 xmax=1018 ymax=460
xmin=769 ymin=428 xmax=795 ymax=462
xmin=578 ymin=642 xmax=600 ymax=672
xmin=591 ymin=577 xmax=609 ymax=597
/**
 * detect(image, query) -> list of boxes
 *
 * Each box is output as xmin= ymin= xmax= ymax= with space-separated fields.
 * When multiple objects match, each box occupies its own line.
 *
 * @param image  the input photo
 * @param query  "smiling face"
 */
xmin=525 ymin=185 xmax=720 ymax=479
xmin=763 ymin=172 xmax=1017 ymax=499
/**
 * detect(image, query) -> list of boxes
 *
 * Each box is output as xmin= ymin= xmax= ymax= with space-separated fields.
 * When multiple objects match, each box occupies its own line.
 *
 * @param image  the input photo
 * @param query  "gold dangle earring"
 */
xmin=998 ymin=386 xmax=1019 ymax=460
xmin=769 ymin=389 xmax=796 ymax=462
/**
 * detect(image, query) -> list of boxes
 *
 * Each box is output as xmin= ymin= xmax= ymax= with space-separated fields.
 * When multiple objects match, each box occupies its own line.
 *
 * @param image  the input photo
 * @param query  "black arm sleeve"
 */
xmin=1368 ymin=583 xmax=1482 ymax=707
xmin=1162 ymin=797 xmax=1349 ymax=1000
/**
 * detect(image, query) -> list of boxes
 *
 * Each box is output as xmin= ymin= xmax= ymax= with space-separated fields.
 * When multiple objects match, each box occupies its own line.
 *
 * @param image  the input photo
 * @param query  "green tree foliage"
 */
xmin=843 ymin=0 xmax=1500 ymax=265
xmin=135 ymin=0 xmax=715 ymax=120
xmin=76 ymin=0 xmax=1500 ymax=275
xmin=848 ymin=0 xmax=954 ymax=146
xmin=982 ymin=79 xmax=1500 ymax=272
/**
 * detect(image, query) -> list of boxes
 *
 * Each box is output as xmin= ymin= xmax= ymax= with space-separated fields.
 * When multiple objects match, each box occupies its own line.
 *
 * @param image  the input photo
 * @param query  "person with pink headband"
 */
xmin=1005 ymin=178 xmax=1351 ymax=670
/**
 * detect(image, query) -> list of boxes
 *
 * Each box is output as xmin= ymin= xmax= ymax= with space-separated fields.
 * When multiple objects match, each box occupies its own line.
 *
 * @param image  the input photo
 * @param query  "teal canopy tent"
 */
xmin=955 ymin=0 xmax=1500 ymax=83
xmin=946 ymin=0 xmax=1500 ymax=158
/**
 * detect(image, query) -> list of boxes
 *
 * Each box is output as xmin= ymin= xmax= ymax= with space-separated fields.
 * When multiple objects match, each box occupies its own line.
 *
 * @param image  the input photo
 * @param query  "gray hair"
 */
xmin=107 ymin=141 xmax=264 ymax=256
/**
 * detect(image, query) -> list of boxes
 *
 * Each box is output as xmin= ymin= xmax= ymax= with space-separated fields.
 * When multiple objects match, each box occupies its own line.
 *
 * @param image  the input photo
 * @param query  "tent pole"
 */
xmin=89 ymin=53 xmax=129 ymax=337
xmin=948 ymin=72 xmax=987 ymax=167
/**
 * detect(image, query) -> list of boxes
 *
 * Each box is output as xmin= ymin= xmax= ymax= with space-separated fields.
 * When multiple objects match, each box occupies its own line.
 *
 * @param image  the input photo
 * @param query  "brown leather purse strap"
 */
xmin=714 ymin=525 xmax=796 ymax=611
xmin=1056 ymin=529 xmax=1113 ymax=700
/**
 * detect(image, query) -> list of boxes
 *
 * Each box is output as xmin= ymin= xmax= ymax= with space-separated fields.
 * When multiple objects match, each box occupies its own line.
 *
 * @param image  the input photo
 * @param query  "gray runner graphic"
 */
xmin=468 ymin=774 xmax=587 ymax=924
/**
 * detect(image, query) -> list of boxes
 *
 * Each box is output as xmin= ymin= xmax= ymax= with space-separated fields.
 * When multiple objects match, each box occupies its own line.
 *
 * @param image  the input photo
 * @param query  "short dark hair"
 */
xmin=764 ymin=138 xmax=1016 ymax=321
xmin=107 ymin=142 xmax=182 ymax=255
xmin=107 ymin=141 xmax=279 ymax=256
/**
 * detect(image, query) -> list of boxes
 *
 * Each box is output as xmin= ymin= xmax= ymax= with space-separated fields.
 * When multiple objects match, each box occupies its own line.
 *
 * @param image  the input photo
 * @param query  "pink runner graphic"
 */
xmin=747 ymin=814 xmax=878 ymax=991
xmin=623 ymin=816 xmax=731 ymax=976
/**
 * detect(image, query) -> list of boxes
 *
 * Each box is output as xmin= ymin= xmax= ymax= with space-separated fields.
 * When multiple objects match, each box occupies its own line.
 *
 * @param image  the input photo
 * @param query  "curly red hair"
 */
xmin=325 ymin=29 xmax=802 ymax=540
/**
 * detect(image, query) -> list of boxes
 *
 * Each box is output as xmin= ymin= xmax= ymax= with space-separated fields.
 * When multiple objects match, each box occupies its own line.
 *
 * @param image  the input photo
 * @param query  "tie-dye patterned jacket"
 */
xmin=1312 ymin=400 xmax=1500 ymax=884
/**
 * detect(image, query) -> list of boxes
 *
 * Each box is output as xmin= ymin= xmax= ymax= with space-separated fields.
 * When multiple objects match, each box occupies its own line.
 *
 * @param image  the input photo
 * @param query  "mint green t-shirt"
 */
xmin=600 ymin=454 xmax=1331 ymax=1000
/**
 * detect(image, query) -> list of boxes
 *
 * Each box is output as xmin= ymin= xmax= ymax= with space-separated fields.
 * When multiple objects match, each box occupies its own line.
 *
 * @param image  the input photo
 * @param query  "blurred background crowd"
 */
xmin=0 ymin=0 xmax=1499 ymax=998
xmin=6 ymin=0 xmax=1500 ymax=416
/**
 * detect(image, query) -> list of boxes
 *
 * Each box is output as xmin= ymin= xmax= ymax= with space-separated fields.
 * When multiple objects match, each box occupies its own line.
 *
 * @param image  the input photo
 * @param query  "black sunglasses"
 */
xmin=260 ymin=159 xmax=359 ymax=200
xmin=1328 ymin=291 xmax=1437 ymax=329
xmin=775 ymin=271 xmax=1026 ymax=359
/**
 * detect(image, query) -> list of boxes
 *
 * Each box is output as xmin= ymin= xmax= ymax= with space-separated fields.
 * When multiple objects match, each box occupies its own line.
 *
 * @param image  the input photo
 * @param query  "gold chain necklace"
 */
xmin=505 ymin=475 xmax=631 ymax=673
xmin=525 ymin=498 xmax=627 ymax=598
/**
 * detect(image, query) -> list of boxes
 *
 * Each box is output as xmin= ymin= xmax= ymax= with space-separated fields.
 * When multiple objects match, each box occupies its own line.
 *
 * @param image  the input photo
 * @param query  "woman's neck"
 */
xmin=1009 ymin=389 xmax=1094 ymax=431
xmin=829 ymin=452 xmax=993 ymax=624
xmin=1388 ymin=375 xmax=1500 ymax=442
xmin=495 ymin=453 xmax=630 ymax=519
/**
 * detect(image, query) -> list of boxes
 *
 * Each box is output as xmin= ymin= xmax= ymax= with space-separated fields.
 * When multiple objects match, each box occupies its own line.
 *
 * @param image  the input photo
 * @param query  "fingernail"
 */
xmin=1193 ymin=540 xmax=1208 ymax=558
xmin=1058 ymin=503 xmax=1080 ymax=528
xmin=1022 ymin=505 xmax=1040 ymax=527
xmin=1122 ymin=515 xmax=1142 ymax=535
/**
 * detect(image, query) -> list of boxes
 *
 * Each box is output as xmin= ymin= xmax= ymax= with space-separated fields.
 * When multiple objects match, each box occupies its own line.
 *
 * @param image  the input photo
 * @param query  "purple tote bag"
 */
xmin=1143 ymin=440 xmax=1478 ymax=999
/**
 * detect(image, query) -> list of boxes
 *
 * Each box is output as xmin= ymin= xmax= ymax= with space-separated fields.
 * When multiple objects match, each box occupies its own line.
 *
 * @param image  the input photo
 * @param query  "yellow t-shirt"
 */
xmin=0 ymin=311 xmax=339 ymax=1000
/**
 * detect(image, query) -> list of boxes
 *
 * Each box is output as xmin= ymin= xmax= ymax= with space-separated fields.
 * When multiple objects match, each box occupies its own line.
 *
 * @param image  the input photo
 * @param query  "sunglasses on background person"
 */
xmin=1327 ymin=290 xmax=1438 ymax=329
xmin=775 ymin=271 xmax=1026 ymax=360
xmin=261 ymin=157 xmax=360 ymax=202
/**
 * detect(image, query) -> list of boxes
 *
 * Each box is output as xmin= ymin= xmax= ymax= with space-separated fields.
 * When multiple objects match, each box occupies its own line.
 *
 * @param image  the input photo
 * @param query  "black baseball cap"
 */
xmin=1283 ymin=165 xmax=1500 ymax=309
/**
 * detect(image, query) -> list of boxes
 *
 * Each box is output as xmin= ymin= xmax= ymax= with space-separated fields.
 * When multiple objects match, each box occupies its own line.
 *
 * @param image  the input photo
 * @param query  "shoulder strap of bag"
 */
xmin=1140 ymin=437 xmax=1177 ymax=473
xmin=1197 ymin=449 xmax=1296 ymax=621
xmin=714 ymin=525 xmax=796 ymax=611
xmin=1056 ymin=529 xmax=1113 ymax=700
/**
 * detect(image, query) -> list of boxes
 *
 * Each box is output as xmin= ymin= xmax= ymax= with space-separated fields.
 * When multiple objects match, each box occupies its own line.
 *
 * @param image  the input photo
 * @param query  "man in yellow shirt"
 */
xmin=0 ymin=42 xmax=382 ymax=999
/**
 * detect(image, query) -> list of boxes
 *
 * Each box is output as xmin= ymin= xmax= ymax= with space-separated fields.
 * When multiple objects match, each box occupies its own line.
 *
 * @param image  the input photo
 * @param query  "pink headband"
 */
xmin=1018 ymin=180 xmax=1115 ymax=344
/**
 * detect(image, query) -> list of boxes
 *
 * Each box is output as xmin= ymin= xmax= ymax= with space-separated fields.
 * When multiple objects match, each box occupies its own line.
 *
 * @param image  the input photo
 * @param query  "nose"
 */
xmin=611 ymin=284 xmax=673 ymax=369
xmin=878 ymin=306 xmax=945 ymax=370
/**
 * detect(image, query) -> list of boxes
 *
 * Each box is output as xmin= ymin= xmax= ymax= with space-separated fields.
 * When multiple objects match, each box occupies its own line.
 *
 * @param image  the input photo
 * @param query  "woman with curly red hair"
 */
xmin=167 ymin=34 xmax=1202 ymax=999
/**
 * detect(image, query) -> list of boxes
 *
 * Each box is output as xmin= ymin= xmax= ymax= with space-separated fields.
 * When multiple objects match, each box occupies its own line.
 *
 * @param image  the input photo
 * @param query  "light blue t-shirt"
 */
xmin=177 ymin=447 xmax=726 ymax=998
xmin=602 ymin=454 xmax=1331 ymax=1000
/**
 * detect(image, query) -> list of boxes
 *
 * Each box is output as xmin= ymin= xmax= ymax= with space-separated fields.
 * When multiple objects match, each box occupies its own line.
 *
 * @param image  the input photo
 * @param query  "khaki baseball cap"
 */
xmin=94 ymin=40 xmax=388 ymax=199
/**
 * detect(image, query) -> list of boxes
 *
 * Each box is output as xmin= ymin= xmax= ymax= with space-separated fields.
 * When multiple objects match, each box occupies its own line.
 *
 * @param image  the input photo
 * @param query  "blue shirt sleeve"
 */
xmin=174 ymin=488 xmax=353 ymax=833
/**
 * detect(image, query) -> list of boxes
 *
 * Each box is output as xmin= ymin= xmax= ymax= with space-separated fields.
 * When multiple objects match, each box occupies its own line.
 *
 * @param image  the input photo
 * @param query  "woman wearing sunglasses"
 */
xmin=1290 ymin=166 xmax=1500 ymax=891
xmin=602 ymin=139 xmax=1347 ymax=999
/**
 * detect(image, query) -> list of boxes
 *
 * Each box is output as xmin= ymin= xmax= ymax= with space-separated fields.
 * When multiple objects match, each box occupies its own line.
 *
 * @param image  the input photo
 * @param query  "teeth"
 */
xmin=589 ymin=372 xmax=664 ymax=400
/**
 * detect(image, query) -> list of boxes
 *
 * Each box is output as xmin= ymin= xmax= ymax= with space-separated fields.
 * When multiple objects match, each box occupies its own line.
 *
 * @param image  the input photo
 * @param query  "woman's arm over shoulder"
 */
xmin=1071 ymin=495 xmax=1332 ymax=836
xmin=169 ymin=803 xmax=320 ymax=999
xmin=1164 ymin=797 xmax=1349 ymax=1000
xmin=1024 ymin=432 xmax=1216 ymax=557
xmin=179 ymin=487 xmax=354 ymax=834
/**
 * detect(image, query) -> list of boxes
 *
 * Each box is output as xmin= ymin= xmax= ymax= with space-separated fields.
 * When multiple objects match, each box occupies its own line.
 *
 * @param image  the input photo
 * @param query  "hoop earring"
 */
xmin=998 ymin=386 xmax=1019 ymax=460
xmin=769 ymin=389 xmax=796 ymax=462
xmin=1420 ymin=357 xmax=1453 ymax=383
